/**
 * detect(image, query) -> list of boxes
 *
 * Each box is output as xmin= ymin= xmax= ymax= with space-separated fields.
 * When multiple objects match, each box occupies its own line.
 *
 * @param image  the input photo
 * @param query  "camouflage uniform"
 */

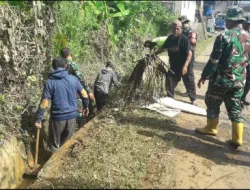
xmin=66 ymin=59 xmax=93 ymax=123
xmin=76 ymin=97 xmax=84 ymax=129
xmin=196 ymin=7 xmax=250 ymax=147
xmin=201 ymin=27 xmax=250 ymax=122
xmin=66 ymin=59 xmax=92 ymax=94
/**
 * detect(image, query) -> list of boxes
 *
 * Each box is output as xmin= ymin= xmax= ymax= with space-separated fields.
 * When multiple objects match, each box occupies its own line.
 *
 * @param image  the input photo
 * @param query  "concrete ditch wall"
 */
xmin=0 ymin=136 xmax=27 ymax=188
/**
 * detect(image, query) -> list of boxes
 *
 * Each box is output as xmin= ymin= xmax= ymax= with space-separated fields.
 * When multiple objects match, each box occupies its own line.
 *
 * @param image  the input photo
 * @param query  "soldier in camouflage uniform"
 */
xmin=60 ymin=48 xmax=95 ymax=126
xmin=241 ymin=16 xmax=250 ymax=105
xmin=60 ymin=48 xmax=94 ymax=97
xmin=196 ymin=7 xmax=250 ymax=147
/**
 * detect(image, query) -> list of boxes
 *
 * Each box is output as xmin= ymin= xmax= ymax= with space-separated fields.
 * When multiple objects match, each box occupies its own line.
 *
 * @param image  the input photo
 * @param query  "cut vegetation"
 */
xmin=30 ymin=109 xmax=176 ymax=189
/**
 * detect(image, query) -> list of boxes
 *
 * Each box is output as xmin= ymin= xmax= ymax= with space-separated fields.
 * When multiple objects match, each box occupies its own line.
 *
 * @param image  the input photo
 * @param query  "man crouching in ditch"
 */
xmin=34 ymin=57 xmax=89 ymax=152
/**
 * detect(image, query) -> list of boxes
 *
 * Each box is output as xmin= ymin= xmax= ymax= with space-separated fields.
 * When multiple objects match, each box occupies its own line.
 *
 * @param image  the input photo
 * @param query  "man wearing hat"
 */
xmin=94 ymin=61 xmax=120 ymax=111
xmin=178 ymin=15 xmax=198 ymax=98
xmin=154 ymin=20 xmax=196 ymax=105
xmin=241 ymin=15 xmax=250 ymax=105
xmin=196 ymin=7 xmax=250 ymax=147
xmin=178 ymin=15 xmax=198 ymax=50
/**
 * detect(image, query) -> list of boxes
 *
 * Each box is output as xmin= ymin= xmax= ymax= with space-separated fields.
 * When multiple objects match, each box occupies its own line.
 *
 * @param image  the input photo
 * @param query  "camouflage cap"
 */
xmin=178 ymin=15 xmax=190 ymax=24
xmin=226 ymin=6 xmax=246 ymax=21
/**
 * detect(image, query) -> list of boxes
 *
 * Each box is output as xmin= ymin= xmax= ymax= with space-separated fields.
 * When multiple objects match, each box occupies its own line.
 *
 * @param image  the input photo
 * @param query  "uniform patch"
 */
xmin=40 ymin=99 xmax=49 ymax=109
xmin=81 ymin=89 xmax=88 ymax=98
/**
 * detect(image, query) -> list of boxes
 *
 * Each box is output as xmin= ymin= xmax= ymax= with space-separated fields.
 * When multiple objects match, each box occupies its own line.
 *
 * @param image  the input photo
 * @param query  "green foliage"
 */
xmin=54 ymin=1 xmax=100 ymax=59
xmin=53 ymin=1 xmax=177 ymax=83
xmin=0 ymin=1 xmax=7 ymax=6
xmin=0 ymin=94 xmax=5 ymax=103
xmin=7 ymin=1 xmax=26 ymax=7
xmin=2 ymin=1 xmax=31 ymax=10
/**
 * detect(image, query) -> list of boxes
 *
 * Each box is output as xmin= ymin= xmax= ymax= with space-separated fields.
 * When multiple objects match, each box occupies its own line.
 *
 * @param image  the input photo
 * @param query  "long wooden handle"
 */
xmin=155 ymin=56 xmax=175 ymax=75
xmin=35 ymin=128 xmax=40 ymax=166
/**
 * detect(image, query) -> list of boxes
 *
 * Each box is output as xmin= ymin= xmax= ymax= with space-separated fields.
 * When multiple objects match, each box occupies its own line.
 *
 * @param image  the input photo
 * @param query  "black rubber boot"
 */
xmin=241 ymin=86 xmax=250 ymax=106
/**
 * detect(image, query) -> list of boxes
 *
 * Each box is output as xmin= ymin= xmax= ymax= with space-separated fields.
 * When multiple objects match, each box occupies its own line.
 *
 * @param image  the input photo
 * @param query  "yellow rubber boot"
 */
xmin=231 ymin=122 xmax=244 ymax=146
xmin=195 ymin=118 xmax=219 ymax=136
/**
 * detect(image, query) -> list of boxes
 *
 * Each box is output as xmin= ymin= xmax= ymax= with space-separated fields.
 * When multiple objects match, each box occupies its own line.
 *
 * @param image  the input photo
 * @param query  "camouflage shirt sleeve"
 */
xmin=201 ymin=34 xmax=224 ymax=79
xmin=67 ymin=60 xmax=93 ymax=94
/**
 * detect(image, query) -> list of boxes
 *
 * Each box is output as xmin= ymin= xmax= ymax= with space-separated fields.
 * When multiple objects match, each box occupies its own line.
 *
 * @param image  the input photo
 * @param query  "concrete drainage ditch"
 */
xmin=0 ymin=131 xmax=51 ymax=189
xmin=0 ymin=136 xmax=27 ymax=188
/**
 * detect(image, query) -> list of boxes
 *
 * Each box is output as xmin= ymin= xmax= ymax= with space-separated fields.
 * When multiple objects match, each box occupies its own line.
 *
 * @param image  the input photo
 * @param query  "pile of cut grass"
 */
xmin=51 ymin=109 xmax=176 ymax=189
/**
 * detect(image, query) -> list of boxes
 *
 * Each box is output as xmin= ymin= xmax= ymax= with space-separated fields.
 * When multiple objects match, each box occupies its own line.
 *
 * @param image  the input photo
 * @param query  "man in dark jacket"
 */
xmin=35 ymin=57 xmax=89 ymax=152
xmin=94 ymin=61 xmax=119 ymax=111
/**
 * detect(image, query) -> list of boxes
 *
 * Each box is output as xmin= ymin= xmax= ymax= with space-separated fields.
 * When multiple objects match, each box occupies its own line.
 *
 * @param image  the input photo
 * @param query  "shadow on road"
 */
xmin=116 ymin=113 xmax=250 ymax=168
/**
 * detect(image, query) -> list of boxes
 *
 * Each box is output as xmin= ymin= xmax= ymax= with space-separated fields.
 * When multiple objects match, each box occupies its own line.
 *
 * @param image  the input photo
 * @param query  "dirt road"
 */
xmin=166 ymin=41 xmax=250 ymax=189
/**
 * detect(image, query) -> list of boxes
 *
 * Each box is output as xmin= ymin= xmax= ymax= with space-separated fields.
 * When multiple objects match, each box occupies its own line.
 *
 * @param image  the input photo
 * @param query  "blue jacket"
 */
xmin=36 ymin=68 xmax=89 ymax=122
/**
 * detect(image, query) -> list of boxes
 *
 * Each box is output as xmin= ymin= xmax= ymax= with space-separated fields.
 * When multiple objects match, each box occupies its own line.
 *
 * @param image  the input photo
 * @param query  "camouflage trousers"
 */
xmin=205 ymin=81 xmax=244 ymax=123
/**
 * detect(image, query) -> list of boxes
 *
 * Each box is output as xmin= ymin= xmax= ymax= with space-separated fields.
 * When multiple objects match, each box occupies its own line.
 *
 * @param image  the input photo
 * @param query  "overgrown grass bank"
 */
xmin=49 ymin=109 xmax=176 ymax=189
xmin=54 ymin=1 xmax=177 ymax=83
xmin=195 ymin=36 xmax=216 ymax=57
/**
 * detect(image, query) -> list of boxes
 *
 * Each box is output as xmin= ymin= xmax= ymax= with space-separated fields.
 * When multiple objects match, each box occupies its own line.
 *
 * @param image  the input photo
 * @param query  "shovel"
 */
xmin=23 ymin=128 xmax=42 ymax=177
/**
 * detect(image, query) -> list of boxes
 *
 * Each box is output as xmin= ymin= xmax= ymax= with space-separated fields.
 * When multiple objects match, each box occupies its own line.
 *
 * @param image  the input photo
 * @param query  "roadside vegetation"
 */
xmin=54 ymin=1 xmax=177 ymax=81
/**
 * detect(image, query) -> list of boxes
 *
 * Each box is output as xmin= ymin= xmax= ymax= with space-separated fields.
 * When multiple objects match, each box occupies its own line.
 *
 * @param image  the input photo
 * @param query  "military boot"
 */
xmin=241 ymin=86 xmax=250 ymax=106
xmin=230 ymin=122 xmax=244 ymax=147
xmin=195 ymin=118 xmax=219 ymax=136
